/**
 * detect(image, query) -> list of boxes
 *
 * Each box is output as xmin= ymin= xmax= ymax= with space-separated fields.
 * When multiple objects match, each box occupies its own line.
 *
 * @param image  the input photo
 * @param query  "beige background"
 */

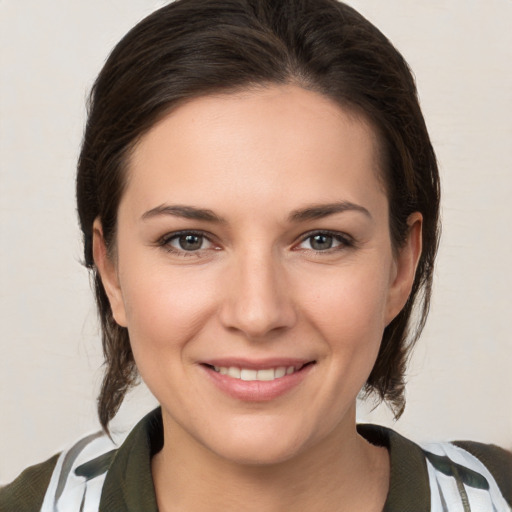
xmin=1 ymin=0 xmax=511 ymax=484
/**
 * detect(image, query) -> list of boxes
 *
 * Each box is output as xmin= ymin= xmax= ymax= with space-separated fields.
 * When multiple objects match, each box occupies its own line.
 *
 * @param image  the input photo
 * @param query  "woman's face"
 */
xmin=95 ymin=85 xmax=420 ymax=465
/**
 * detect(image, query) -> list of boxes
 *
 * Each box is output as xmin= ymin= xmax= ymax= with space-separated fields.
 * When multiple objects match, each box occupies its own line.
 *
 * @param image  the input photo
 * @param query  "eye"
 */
xmin=296 ymin=231 xmax=353 ymax=252
xmin=161 ymin=231 xmax=214 ymax=253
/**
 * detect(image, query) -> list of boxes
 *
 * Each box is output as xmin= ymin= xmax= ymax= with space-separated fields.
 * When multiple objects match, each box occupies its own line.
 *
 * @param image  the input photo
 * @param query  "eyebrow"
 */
xmin=141 ymin=204 xmax=226 ymax=223
xmin=288 ymin=201 xmax=372 ymax=222
xmin=141 ymin=201 xmax=371 ymax=224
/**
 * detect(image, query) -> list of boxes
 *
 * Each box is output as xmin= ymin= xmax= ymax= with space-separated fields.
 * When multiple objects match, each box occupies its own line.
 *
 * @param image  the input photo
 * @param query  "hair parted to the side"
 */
xmin=76 ymin=0 xmax=440 ymax=432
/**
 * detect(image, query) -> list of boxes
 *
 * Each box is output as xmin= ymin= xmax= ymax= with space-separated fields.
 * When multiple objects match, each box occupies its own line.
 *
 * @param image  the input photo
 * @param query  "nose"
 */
xmin=218 ymin=248 xmax=297 ymax=339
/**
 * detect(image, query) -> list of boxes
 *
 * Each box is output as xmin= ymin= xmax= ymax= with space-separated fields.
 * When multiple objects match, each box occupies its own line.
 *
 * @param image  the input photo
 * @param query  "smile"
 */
xmin=210 ymin=365 xmax=302 ymax=381
xmin=200 ymin=360 xmax=316 ymax=401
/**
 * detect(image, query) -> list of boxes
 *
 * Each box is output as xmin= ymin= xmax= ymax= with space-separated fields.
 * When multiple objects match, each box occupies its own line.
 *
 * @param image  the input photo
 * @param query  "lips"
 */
xmin=200 ymin=359 xmax=316 ymax=401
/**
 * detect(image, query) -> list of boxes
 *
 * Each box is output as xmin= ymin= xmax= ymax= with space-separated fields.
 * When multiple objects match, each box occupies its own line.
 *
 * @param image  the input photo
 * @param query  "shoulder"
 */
xmin=0 ymin=409 xmax=162 ymax=512
xmin=0 ymin=432 xmax=118 ymax=512
xmin=358 ymin=423 xmax=512 ymax=511
xmin=453 ymin=439 xmax=512 ymax=493
xmin=40 ymin=431 xmax=118 ymax=511
xmin=419 ymin=439 xmax=512 ymax=510
xmin=451 ymin=440 xmax=511 ymax=504
xmin=0 ymin=453 xmax=60 ymax=512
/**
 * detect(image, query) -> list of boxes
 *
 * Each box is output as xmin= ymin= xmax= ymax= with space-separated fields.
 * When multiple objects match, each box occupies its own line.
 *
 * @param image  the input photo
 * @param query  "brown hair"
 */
xmin=77 ymin=0 xmax=440 ymax=431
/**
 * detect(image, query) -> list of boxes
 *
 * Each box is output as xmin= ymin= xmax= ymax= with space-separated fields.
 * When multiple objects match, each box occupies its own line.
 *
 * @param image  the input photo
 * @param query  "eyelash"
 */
xmin=157 ymin=230 xmax=217 ymax=257
xmin=295 ymin=230 xmax=355 ymax=253
xmin=157 ymin=229 xmax=355 ymax=257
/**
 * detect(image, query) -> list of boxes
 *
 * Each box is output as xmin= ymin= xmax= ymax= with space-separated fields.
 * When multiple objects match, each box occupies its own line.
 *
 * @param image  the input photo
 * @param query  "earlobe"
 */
xmin=385 ymin=212 xmax=423 ymax=325
xmin=92 ymin=218 xmax=128 ymax=327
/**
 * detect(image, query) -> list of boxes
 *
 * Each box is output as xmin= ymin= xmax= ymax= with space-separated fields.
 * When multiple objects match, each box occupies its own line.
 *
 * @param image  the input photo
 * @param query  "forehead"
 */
xmin=123 ymin=85 xmax=386 ymax=218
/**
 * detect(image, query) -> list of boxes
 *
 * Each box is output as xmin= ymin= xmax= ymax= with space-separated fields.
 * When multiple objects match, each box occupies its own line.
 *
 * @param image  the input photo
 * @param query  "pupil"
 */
xmin=311 ymin=234 xmax=332 ymax=250
xmin=180 ymin=234 xmax=202 ymax=250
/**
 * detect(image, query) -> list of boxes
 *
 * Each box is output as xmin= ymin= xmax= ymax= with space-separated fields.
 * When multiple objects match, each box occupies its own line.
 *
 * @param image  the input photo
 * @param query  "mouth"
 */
xmin=202 ymin=361 xmax=315 ymax=382
xmin=200 ymin=360 xmax=316 ymax=401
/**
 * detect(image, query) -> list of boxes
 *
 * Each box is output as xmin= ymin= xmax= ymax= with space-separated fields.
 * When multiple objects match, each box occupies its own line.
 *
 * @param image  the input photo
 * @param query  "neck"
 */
xmin=151 ymin=408 xmax=389 ymax=512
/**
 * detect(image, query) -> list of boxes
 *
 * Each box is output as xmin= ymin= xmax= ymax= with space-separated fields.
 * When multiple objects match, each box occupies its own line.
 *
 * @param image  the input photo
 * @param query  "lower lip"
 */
xmin=201 ymin=364 xmax=315 ymax=402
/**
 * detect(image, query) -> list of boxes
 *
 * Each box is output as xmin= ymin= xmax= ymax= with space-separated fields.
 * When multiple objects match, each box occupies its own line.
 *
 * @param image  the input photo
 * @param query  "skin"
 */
xmin=94 ymin=85 xmax=422 ymax=511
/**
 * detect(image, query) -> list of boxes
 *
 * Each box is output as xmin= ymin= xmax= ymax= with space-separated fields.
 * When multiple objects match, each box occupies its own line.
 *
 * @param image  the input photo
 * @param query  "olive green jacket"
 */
xmin=1 ymin=408 xmax=511 ymax=511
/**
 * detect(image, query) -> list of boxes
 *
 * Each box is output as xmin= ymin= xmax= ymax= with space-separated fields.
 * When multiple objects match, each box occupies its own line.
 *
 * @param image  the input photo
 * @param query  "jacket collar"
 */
xmin=358 ymin=423 xmax=430 ymax=511
xmin=100 ymin=408 xmax=162 ymax=512
xmin=100 ymin=408 xmax=431 ymax=511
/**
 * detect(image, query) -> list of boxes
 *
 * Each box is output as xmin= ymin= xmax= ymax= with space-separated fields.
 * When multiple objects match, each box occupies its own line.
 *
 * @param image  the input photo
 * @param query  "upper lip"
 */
xmin=200 ymin=357 xmax=315 ymax=370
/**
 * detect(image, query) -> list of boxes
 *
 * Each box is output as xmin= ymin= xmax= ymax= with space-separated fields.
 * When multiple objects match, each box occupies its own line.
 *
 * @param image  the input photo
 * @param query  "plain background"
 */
xmin=1 ymin=0 xmax=511 ymax=484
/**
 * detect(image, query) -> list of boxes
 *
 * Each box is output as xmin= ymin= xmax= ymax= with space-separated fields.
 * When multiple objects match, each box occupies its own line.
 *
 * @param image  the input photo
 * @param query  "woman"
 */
xmin=1 ymin=0 xmax=510 ymax=510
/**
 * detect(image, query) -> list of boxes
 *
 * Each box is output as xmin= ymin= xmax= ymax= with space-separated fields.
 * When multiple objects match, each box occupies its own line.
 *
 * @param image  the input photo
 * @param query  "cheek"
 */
xmin=298 ymin=262 xmax=392 ymax=355
xmin=118 ymin=260 xmax=219 ymax=355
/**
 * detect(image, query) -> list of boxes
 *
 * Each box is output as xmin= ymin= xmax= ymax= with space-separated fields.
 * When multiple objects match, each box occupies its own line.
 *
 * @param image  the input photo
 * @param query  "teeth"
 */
xmin=240 ymin=369 xmax=257 ymax=381
xmin=211 ymin=365 xmax=301 ymax=381
xmin=275 ymin=367 xmax=286 ymax=378
xmin=256 ymin=368 xmax=275 ymax=381
xmin=227 ymin=367 xmax=241 ymax=378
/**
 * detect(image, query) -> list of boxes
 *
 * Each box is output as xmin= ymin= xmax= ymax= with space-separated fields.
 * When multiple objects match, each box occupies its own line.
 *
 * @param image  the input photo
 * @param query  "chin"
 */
xmin=214 ymin=438 xmax=305 ymax=467
xmin=202 ymin=417 xmax=318 ymax=467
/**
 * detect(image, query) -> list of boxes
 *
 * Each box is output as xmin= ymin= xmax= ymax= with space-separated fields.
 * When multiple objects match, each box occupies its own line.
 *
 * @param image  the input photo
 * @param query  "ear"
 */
xmin=92 ymin=218 xmax=127 ymax=327
xmin=385 ymin=212 xmax=423 ymax=325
